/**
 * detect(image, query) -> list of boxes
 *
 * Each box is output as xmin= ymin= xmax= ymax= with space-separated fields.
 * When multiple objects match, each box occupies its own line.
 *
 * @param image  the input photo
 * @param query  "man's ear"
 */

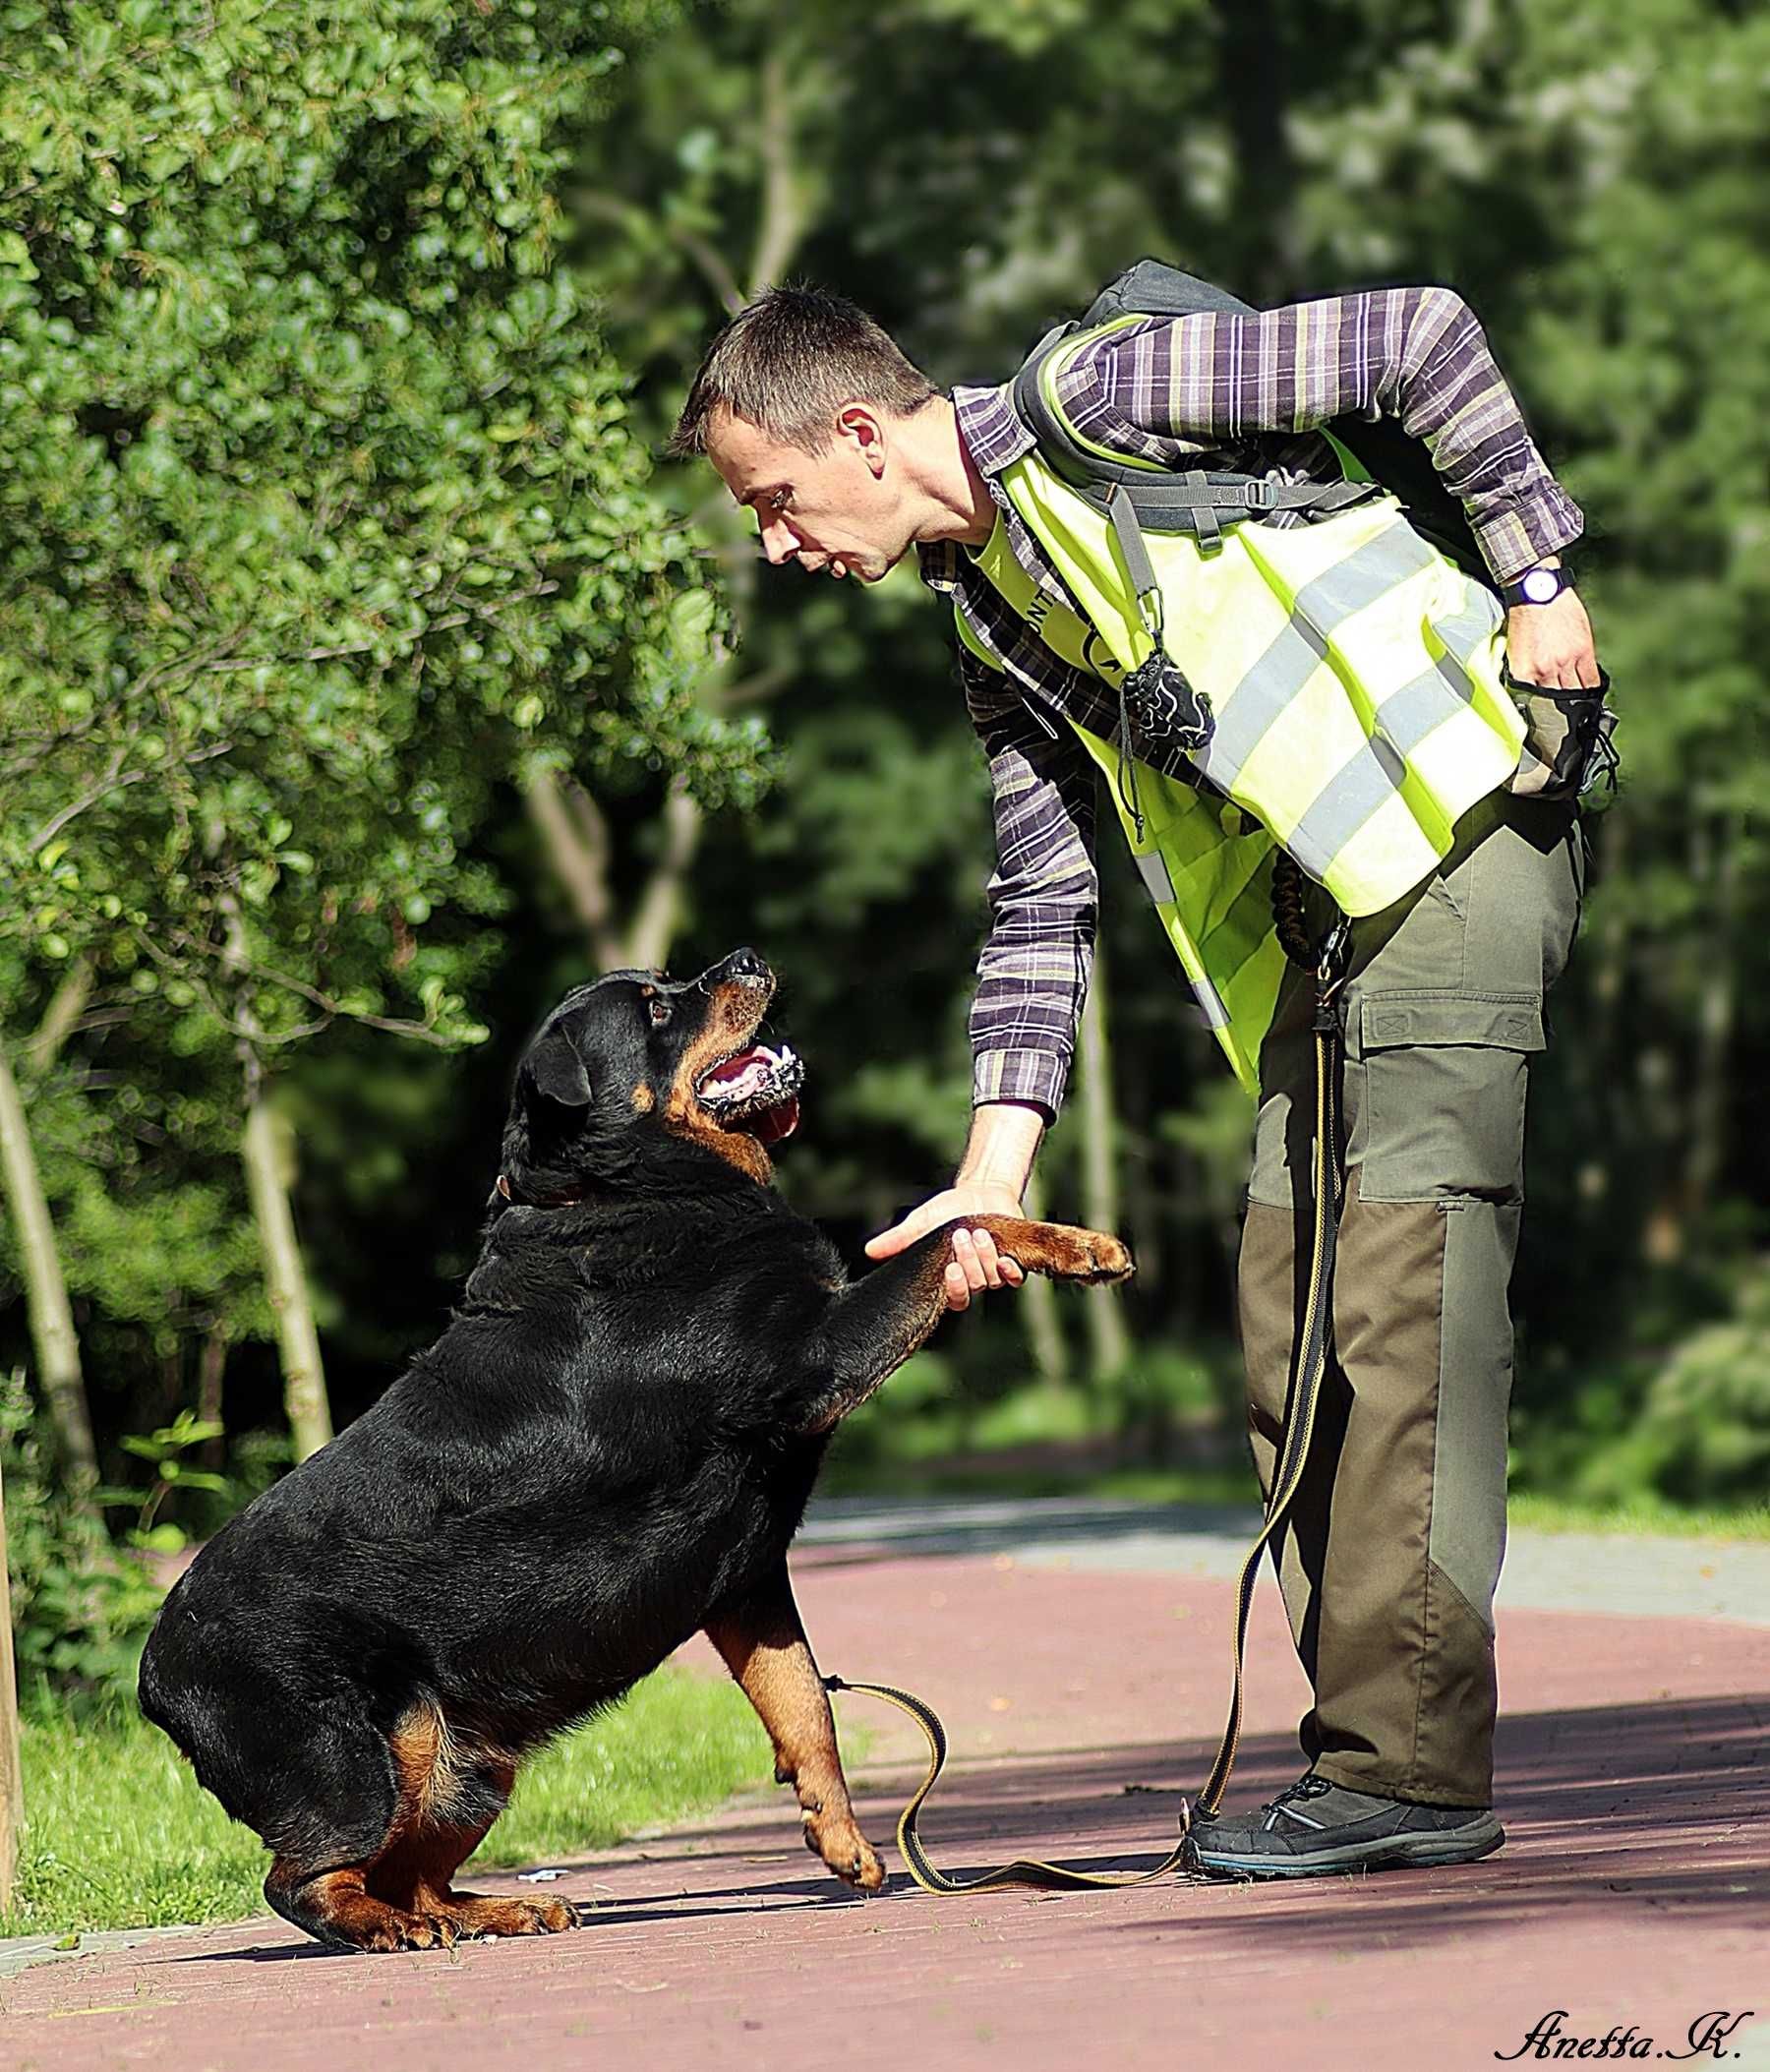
xmin=525 ymin=1025 xmax=593 ymax=1108
xmin=837 ymin=401 xmax=886 ymax=476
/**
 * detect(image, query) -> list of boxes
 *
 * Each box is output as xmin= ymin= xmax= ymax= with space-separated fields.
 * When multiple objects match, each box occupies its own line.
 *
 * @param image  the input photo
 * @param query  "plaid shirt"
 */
xmin=921 ymin=286 xmax=1585 ymax=1118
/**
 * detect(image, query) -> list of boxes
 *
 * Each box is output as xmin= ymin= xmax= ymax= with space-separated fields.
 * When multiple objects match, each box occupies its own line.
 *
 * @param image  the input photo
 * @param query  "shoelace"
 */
xmin=1261 ymin=1772 xmax=1336 ymax=1819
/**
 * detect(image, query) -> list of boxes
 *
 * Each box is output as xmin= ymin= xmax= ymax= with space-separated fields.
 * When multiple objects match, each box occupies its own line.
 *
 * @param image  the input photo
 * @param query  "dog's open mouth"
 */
xmin=696 ymin=1042 xmax=804 ymax=1146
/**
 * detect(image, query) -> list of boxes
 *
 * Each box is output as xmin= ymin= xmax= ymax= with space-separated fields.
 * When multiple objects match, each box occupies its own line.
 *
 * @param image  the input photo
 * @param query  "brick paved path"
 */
xmin=5 ymin=1510 xmax=1766 ymax=2071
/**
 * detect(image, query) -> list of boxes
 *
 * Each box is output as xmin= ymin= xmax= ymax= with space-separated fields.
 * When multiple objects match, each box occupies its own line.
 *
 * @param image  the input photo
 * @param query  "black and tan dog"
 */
xmin=139 ymin=949 xmax=1132 ymax=1952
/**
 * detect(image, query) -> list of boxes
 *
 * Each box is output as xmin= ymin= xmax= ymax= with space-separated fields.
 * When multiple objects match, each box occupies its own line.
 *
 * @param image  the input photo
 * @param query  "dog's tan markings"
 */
xmin=631 ymin=1082 xmax=655 ymax=1113
xmin=660 ymin=977 xmax=775 ymax=1183
xmin=285 ymin=1703 xmax=576 ymax=1949
xmin=266 ymin=1861 xmax=446 ymax=1953
xmin=705 ymin=1609 xmax=884 ymax=1893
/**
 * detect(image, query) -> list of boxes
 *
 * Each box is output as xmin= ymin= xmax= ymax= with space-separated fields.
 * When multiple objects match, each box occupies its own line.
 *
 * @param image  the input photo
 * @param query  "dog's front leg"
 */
xmin=795 ymin=1214 xmax=1133 ymax=1434
xmin=704 ymin=1564 xmax=884 ymax=1893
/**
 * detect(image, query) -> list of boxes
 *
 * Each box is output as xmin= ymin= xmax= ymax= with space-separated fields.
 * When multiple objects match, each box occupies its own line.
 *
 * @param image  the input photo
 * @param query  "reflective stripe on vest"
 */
xmin=989 ymin=439 xmax=1526 ymax=921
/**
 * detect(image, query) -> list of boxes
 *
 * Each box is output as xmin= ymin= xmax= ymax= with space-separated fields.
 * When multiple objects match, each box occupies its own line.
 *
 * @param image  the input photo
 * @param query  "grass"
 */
xmin=1505 ymin=1488 xmax=1770 ymax=1542
xmin=0 ymin=1665 xmax=781 ymax=1941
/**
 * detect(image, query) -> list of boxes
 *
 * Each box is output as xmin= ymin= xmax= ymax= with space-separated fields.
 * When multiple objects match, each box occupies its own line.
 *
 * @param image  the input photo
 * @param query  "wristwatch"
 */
xmin=1502 ymin=563 xmax=1574 ymax=608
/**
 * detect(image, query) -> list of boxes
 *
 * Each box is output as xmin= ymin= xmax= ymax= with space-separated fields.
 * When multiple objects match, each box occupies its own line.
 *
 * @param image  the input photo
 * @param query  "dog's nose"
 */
xmin=724 ymin=947 xmax=771 ymax=986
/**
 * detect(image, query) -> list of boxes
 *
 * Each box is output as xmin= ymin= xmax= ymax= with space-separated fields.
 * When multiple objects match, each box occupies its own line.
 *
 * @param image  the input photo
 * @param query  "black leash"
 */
xmin=828 ymin=852 xmax=1350 ymax=1886
xmin=1197 ymin=854 xmax=1348 ymax=1818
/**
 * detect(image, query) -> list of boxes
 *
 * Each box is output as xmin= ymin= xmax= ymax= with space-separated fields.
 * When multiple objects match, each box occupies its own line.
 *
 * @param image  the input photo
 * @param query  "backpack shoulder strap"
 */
xmin=1011 ymin=322 xmax=1369 ymax=556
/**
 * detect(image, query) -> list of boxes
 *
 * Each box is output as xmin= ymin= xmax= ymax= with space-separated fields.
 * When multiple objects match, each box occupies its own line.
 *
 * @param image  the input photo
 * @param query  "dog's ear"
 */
xmin=525 ymin=1025 xmax=593 ymax=1108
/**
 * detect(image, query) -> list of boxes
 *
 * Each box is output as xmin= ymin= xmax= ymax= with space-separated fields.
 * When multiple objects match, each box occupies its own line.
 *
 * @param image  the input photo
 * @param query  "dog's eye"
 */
xmin=648 ymin=998 xmax=671 ymax=1027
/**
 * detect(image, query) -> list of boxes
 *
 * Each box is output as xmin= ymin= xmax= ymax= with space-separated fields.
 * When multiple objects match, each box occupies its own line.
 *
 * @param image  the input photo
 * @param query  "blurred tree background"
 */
xmin=2 ymin=0 xmax=1766 ymax=1666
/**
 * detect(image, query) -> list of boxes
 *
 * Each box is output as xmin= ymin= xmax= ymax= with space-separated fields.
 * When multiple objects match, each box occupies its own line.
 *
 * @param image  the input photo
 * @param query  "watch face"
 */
xmin=1521 ymin=566 xmax=1562 ymax=604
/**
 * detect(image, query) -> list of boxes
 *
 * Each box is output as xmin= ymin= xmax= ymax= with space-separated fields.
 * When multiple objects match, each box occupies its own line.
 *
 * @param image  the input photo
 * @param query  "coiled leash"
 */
xmin=827 ymin=853 xmax=1350 ymax=1891
xmin=821 ymin=1673 xmax=1197 ymax=1891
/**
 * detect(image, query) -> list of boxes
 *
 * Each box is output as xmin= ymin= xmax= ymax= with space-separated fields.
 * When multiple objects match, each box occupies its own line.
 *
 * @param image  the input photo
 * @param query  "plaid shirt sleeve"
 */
xmin=962 ymin=650 xmax=1098 ymax=1122
xmin=1057 ymin=286 xmax=1583 ymax=583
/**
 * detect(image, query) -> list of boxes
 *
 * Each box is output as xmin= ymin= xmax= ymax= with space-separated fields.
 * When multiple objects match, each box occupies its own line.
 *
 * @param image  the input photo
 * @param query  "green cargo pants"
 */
xmin=1238 ymin=792 xmax=1584 ymax=1808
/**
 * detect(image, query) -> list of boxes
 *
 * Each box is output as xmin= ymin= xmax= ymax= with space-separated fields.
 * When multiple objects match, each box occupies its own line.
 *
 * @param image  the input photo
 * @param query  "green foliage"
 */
xmin=0 ymin=0 xmax=762 ymax=1054
xmin=1563 ymin=1259 xmax=1770 ymax=1506
xmin=95 ymin=1409 xmax=232 ymax=1547
xmin=1 ymin=1370 xmax=162 ymax=1699
xmin=0 ymin=0 xmax=777 ymax=1447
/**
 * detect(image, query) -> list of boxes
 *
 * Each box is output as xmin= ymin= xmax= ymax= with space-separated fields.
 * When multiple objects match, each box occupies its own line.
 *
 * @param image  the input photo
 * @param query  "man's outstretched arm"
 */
xmin=865 ymin=654 xmax=1097 ymax=1306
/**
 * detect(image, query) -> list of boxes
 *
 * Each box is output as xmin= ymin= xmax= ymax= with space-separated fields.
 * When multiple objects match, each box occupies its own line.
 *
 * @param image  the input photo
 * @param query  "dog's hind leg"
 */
xmin=259 ymin=1716 xmax=452 ymax=1953
xmin=705 ymin=1562 xmax=884 ymax=1893
xmin=366 ymin=1704 xmax=575 ymax=1941
xmin=262 ymin=1706 xmax=567 ymax=1950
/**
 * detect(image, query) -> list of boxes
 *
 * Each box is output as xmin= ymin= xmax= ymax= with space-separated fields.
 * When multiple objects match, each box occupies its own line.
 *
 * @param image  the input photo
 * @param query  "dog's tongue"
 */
xmin=752 ymin=1095 xmax=799 ymax=1145
xmin=701 ymin=1044 xmax=800 ymax=1144
xmin=704 ymin=1044 xmax=779 ymax=1099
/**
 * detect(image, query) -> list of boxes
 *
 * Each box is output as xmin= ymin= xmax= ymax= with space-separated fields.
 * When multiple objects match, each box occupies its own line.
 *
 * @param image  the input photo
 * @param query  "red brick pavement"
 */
xmin=5 ymin=1548 xmax=1766 ymax=2071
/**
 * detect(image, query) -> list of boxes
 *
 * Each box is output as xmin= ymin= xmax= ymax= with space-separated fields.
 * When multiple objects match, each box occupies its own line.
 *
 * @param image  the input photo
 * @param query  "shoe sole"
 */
xmin=1185 ymin=1819 xmax=1504 ymax=1882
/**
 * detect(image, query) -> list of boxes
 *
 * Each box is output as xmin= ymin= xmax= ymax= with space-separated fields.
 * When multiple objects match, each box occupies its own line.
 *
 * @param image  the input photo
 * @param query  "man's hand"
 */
xmin=1504 ymin=578 xmax=1602 ymax=690
xmin=864 ymin=1185 xmax=1027 ymax=1311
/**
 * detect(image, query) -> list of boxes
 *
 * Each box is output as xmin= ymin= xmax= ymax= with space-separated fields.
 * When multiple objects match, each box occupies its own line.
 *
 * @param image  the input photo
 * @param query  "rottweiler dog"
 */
xmin=139 ymin=950 xmax=1132 ymax=1952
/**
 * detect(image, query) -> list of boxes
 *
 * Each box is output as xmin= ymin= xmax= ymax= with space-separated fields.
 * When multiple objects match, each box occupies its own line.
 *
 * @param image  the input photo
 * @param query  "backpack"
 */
xmin=1011 ymin=260 xmax=1619 ymax=799
xmin=1011 ymin=258 xmax=1491 ymax=585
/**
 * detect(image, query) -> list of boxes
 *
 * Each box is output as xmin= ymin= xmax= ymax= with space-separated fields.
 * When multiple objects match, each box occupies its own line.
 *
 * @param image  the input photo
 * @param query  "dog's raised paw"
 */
xmin=1079 ymin=1231 xmax=1134 ymax=1283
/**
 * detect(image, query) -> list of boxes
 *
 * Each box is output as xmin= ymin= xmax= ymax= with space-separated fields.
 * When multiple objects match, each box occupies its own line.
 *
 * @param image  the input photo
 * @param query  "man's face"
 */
xmin=706 ymin=404 xmax=912 ymax=585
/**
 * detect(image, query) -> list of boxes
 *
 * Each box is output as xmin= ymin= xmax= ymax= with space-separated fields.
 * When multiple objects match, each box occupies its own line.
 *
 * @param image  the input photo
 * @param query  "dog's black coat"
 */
xmin=138 ymin=950 xmax=1128 ymax=1944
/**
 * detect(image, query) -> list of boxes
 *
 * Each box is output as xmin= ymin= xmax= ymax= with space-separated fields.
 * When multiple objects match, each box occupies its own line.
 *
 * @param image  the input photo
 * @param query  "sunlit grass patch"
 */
xmin=0 ymin=1666 xmax=773 ymax=1939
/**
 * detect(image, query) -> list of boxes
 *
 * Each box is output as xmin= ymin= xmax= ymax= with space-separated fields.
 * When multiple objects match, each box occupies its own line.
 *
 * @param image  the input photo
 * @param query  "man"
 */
xmin=670 ymin=278 xmax=1600 ymax=1878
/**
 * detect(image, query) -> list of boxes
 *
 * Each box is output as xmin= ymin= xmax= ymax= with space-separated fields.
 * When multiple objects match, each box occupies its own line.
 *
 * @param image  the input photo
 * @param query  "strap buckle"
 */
xmin=1312 ymin=916 xmax=1352 ymax=1032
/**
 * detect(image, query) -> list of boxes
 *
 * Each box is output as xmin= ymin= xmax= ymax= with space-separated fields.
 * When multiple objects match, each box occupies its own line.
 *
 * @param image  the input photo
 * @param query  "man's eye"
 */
xmin=771 ymin=489 xmax=793 ymax=513
xmin=649 ymin=998 xmax=672 ymax=1027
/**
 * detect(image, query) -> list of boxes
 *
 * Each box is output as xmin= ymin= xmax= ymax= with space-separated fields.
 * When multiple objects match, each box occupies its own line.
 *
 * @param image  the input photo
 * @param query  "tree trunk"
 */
xmin=0 ymin=1446 xmax=21 ymax=1914
xmin=241 ymin=1092 xmax=332 ymax=1462
xmin=1019 ymin=1165 xmax=1070 ymax=1388
xmin=217 ymin=877 xmax=333 ymax=1462
xmin=1212 ymin=0 xmax=1303 ymax=300
xmin=0 ymin=1038 xmax=97 ymax=1499
xmin=524 ymin=763 xmax=707 ymax=978
xmin=1077 ymin=954 xmax=1132 ymax=1383
xmin=22 ymin=954 xmax=93 ymax=1077
xmin=1682 ymin=814 xmax=1738 ymax=1219
xmin=521 ymin=763 xmax=626 ymax=971
xmin=623 ymin=778 xmax=705 ymax=975
xmin=196 ymin=1320 xmax=228 ymax=1471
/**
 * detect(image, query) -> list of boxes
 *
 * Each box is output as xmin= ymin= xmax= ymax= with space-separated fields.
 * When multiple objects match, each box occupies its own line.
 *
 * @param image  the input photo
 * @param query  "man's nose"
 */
xmin=758 ymin=517 xmax=797 ymax=565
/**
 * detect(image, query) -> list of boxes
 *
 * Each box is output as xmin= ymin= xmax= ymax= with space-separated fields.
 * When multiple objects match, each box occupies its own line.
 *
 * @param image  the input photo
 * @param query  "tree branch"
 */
xmin=748 ymin=45 xmax=808 ymax=294
xmin=26 ymin=740 xmax=233 ymax=856
xmin=21 ymin=955 xmax=95 ymax=1077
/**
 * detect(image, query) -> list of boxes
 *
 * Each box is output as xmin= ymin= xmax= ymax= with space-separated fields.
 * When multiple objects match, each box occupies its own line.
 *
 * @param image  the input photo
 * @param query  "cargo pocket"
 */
xmin=1349 ymin=991 xmax=1545 ymax=1207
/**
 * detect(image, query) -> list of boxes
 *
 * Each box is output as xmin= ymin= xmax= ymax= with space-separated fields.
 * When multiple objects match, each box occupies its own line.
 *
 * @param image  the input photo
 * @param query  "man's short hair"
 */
xmin=669 ymin=282 xmax=937 ymax=459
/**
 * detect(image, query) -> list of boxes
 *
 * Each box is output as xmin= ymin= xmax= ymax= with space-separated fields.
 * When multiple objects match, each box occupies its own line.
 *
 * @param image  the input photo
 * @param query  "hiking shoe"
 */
xmin=1183 ymin=1771 xmax=1504 ymax=1880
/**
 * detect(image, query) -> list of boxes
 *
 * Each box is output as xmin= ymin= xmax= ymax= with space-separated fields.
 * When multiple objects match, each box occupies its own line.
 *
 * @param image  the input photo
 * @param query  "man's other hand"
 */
xmin=864 ymin=1185 xmax=1028 ymax=1311
xmin=1505 ymin=586 xmax=1601 ymax=690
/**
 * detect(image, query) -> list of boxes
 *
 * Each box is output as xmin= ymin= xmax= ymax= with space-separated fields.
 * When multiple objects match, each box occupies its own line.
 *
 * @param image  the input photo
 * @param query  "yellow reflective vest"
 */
xmin=956 ymin=433 xmax=1527 ymax=1094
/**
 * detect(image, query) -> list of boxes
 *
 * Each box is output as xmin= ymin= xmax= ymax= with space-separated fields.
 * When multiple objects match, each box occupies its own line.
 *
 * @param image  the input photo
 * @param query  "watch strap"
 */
xmin=1502 ymin=563 xmax=1574 ymax=608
